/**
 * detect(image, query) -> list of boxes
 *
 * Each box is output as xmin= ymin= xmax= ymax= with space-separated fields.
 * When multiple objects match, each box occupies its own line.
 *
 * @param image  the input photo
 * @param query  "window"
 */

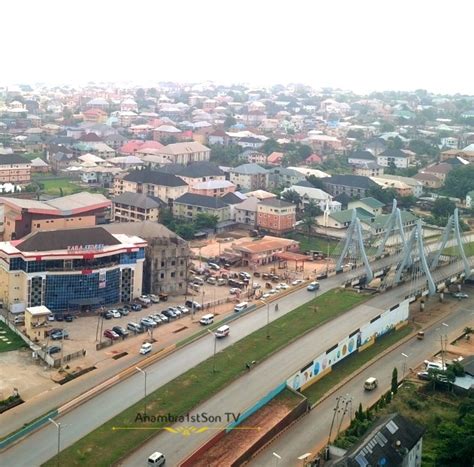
xmin=160 ymin=273 xmax=164 ymax=279
xmin=171 ymin=272 xmax=175 ymax=278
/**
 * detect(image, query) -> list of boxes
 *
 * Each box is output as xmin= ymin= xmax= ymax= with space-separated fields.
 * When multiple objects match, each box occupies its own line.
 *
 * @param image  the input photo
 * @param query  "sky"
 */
xmin=2 ymin=0 xmax=473 ymax=95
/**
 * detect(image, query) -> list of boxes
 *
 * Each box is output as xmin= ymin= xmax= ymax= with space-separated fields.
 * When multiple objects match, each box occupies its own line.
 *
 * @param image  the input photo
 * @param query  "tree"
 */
xmin=304 ymin=200 xmax=323 ymax=217
xmin=307 ymin=175 xmax=325 ymax=190
xmin=391 ymin=367 xmax=398 ymax=394
xmin=195 ymin=213 xmax=219 ymax=230
xmin=435 ymin=414 xmax=474 ymax=466
xmin=281 ymin=189 xmax=302 ymax=206
xmin=301 ymin=215 xmax=315 ymax=235
xmin=223 ymin=116 xmax=237 ymax=129
xmin=261 ymin=138 xmax=281 ymax=155
xmin=432 ymin=198 xmax=456 ymax=220
xmin=444 ymin=165 xmax=474 ymax=199
xmin=210 ymin=144 xmax=241 ymax=166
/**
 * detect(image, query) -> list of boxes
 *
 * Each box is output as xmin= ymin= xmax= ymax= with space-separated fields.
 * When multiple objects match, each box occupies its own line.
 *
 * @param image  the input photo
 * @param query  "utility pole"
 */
xmin=135 ymin=367 xmax=148 ymax=417
xmin=327 ymin=396 xmax=343 ymax=457
xmin=48 ymin=418 xmax=61 ymax=467
xmin=207 ymin=329 xmax=217 ymax=373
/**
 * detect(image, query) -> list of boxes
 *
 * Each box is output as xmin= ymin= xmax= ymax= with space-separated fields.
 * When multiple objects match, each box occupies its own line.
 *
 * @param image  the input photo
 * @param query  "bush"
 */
xmin=407 ymin=398 xmax=423 ymax=411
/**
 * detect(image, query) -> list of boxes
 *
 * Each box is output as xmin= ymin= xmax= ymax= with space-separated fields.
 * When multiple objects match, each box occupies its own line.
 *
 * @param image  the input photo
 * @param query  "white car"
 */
xmin=177 ymin=305 xmax=189 ymax=314
xmin=269 ymin=289 xmax=278 ymax=294
xmin=252 ymin=283 xmax=261 ymax=289
xmin=229 ymin=288 xmax=240 ymax=295
xmin=291 ymin=279 xmax=303 ymax=286
xmin=279 ymin=283 xmax=289 ymax=290
xmin=262 ymin=292 xmax=271 ymax=299
xmin=158 ymin=313 xmax=169 ymax=323
xmin=110 ymin=310 xmax=121 ymax=318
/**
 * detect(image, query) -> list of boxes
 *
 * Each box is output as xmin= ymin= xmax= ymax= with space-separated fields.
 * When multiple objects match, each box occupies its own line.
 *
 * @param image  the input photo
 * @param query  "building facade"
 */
xmin=256 ymin=198 xmax=296 ymax=234
xmin=0 ymin=154 xmax=31 ymax=184
xmin=0 ymin=227 xmax=146 ymax=313
xmin=112 ymin=192 xmax=163 ymax=223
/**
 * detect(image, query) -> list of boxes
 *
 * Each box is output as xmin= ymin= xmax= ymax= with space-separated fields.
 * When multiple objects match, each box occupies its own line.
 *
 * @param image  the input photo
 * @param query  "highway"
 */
xmin=0 ymin=255 xmax=470 ymax=466
xmin=250 ymin=301 xmax=474 ymax=466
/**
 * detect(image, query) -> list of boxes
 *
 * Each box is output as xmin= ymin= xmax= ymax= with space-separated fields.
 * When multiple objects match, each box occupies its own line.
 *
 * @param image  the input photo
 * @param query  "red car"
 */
xmin=103 ymin=329 xmax=119 ymax=340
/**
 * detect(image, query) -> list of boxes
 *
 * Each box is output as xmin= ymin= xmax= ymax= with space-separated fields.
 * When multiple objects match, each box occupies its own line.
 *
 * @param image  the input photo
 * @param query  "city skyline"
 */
xmin=2 ymin=0 xmax=473 ymax=95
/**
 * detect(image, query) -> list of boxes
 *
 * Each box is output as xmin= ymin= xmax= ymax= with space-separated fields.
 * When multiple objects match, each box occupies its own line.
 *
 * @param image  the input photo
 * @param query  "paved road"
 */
xmin=1 ymin=259 xmax=469 ymax=466
xmin=250 ymin=302 xmax=474 ymax=466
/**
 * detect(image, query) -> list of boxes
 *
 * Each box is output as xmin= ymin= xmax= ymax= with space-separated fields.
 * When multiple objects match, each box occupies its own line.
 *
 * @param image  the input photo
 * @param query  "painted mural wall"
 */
xmin=287 ymin=299 xmax=409 ymax=391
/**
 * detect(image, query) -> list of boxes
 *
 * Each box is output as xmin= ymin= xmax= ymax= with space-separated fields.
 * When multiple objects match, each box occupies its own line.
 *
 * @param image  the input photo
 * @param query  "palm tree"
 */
xmin=302 ymin=215 xmax=315 ymax=235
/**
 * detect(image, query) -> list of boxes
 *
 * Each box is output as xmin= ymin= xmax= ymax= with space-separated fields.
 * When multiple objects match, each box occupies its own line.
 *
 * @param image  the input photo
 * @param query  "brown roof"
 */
xmin=423 ymin=163 xmax=452 ymax=174
xmin=233 ymin=236 xmax=298 ymax=254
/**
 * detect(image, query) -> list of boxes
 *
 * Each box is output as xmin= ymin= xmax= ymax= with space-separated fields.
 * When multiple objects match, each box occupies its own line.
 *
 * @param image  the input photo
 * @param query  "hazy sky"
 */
xmin=2 ymin=0 xmax=473 ymax=94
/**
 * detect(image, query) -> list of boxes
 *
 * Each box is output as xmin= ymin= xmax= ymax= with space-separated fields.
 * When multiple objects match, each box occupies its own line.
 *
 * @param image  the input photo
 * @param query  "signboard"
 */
xmin=67 ymin=244 xmax=105 ymax=254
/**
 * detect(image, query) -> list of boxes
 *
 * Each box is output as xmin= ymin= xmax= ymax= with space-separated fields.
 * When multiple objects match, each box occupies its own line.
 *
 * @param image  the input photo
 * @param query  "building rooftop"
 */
xmin=157 ymin=141 xmax=209 ymax=155
xmin=0 ymin=154 xmax=31 ymax=165
xmin=112 ymin=192 xmax=165 ymax=210
xmin=103 ymin=221 xmax=185 ymax=242
xmin=231 ymin=163 xmax=268 ymax=175
xmin=123 ymin=169 xmax=188 ymax=187
xmin=233 ymin=236 xmax=298 ymax=254
xmin=26 ymin=305 xmax=52 ymax=316
xmin=349 ymin=150 xmax=376 ymax=161
xmin=358 ymin=197 xmax=385 ymax=209
xmin=176 ymin=161 xmax=224 ymax=178
xmin=174 ymin=192 xmax=228 ymax=209
xmin=325 ymin=174 xmax=378 ymax=189
xmin=258 ymin=198 xmax=294 ymax=208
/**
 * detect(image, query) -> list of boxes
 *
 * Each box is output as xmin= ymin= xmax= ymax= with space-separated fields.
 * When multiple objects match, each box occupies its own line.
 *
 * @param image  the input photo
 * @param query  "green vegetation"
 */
xmin=443 ymin=241 xmax=474 ymax=257
xmin=31 ymin=177 xmax=82 ymax=196
xmin=444 ymin=165 xmax=474 ymax=199
xmin=45 ymin=289 xmax=368 ymax=466
xmin=285 ymin=232 xmax=339 ymax=254
xmin=0 ymin=322 xmax=27 ymax=353
xmin=303 ymin=325 xmax=413 ymax=404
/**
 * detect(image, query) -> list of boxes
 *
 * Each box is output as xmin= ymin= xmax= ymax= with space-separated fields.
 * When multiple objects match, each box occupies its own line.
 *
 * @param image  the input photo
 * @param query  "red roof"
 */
xmin=119 ymin=140 xmax=146 ymax=154
xmin=267 ymin=152 xmax=284 ymax=164
xmin=83 ymin=108 xmax=107 ymax=117
xmin=306 ymin=154 xmax=322 ymax=164
xmin=140 ymin=140 xmax=164 ymax=150
xmin=80 ymin=132 xmax=102 ymax=142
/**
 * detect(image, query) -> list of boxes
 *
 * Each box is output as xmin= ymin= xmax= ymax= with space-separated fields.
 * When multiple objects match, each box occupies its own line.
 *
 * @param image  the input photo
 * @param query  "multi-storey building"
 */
xmin=0 ymin=226 xmax=146 ymax=313
xmin=0 ymin=154 xmax=31 ymax=184
xmin=256 ymin=198 xmax=296 ymax=234
xmin=112 ymin=192 xmax=163 ymax=223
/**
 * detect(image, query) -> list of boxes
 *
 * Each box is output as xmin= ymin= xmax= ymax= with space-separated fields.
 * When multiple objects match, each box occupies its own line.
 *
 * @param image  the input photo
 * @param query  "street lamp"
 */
xmin=135 ymin=367 xmax=148 ymax=417
xmin=260 ymin=299 xmax=270 ymax=339
xmin=272 ymin=452 xmax=282 ymax=466
xmin=401 ymin=353 xmax=409 ymax=379
xmin=207 ymin=329 xmax=217 ymax=373
xmin=48 ymin=418 xmax=61 ymax=467
xmin=297 ymin=453 xmax=312 ymax=467
xmin=440 ymin=323 xmax=449 ymax=369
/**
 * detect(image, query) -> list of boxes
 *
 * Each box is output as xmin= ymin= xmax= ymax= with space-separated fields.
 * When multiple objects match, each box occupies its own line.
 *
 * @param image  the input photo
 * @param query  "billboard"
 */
xmin=287 ymin=300 xmax=409 ymax=391
xmin=99 ymin=270 xmax=107 ymax=289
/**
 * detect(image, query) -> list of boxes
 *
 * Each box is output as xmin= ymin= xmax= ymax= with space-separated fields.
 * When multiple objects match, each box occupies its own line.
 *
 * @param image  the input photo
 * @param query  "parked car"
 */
xmin=452 ymin=292 xmax=469 ymax=299
xmin=139 ymin=296 xmax=151 ymax=305
xmin=262 ymin=293 xmax=271 ymax=299
xmin=269 ymin=289 xmax=278 ymax=294
xmin=46 ymin=346 xmax=61 ymax=355
xmin=149 ymin=315 xmax=162 ymax=325
xmin=158 ymin=313 xmax=169 ymax=323
xmin=48 ymin=314 xmax=55 ymax=321
xmin=162 ymin=309 xmax=176 ymax=319
xmin=104 ymin=329 xmax=120 ymax=340
xmin=208 ymin=262 xmax=220 ymax=271
xmin=112 ymin=326 xmax=129 ymax=337
xmin=170 ymin=306 xmax=181 ymax=317
xmin=64 ymin=314 xmax=74 ymax=322
xmin=110 ymin=309 xmax=121 ymax=318
xmin=149 ymin=294 xmax=160 ymax=304
xmin=417 ymin=371 xmax=430 ymax=381
xmin=292 ymin=279 xmax=303 ymax=286
xmin=118 ymin=308 xmax=129 ymax=317
xmin=51 ymin=330 xmax=69 ymax=340
xmin=55 ymin=314 xmax=64 ymax=322
xmin=127 ymin=322 xmax=143 ymax=332
xmin=185 ymin=300 xmax=202 ymax=311
xmin=131 ymin=303 xmax=142 ymax=312
xmin=140 ymin=317 xmax=156 ymax=328
xmin=278 ymin=283 xmax=289 ymax=290
xmin=207 ymin=277 xmax=217 ymax=285
xmin=229 ymin=288 xmax=240 ymax=295
xmin=176 ymin=305 xmax=189 ymax=314
xmin=103 ymin=311 xmax=113 ymax=320
xmin=46 ymin=327 xmax=62 ymax=337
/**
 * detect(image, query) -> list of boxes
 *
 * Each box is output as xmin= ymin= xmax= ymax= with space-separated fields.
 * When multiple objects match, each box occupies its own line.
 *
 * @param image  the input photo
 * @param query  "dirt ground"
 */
xmin=192 ymin=392 xmax=302 ymax=467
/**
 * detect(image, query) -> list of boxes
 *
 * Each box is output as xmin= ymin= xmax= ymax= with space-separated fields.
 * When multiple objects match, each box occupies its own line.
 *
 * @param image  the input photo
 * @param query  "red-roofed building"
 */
xmin=79 ymin=132 xmax=102 ymax=143
xmin=140 ymin=140 xmax=164 ymax=151
xmin=267 ymin=152 xmax=284 ymax=166
xmin=119 ymin=140 xmax=146 ymax=155
xmin=306 ymin=153 xmax=322 ymax=165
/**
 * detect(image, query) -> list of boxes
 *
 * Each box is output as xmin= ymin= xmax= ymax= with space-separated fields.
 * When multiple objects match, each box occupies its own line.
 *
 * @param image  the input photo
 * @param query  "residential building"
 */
xmin=238 ymin=149 xmax=268 ymax=164
xmin=370 ymin=175 xmax=423 ymax=198
xmin=173 ymin=162 xmax=225 ymax=185
xmin=316 ymin=208 xmax=374 ymax=229
xmin=173 ymin=193 xmax=231 ymax=222
xmin=114 ymin=169 xmax=188 ymax=203
xmin=268 ymin=167 xmax=306 ymax=189
xmin=348 ymin=150 xmax=377 ymax=165
xmin=323 ymin=174 xmax=378 ymax=199
xmin=232 ymin=236 xmax=299 ymax=266
xmin=152 ymin=124 xmax=182 ymax=142
xmin=267 ymin=151 xmax=285 ymax=166
xmin=377 ymin=148 xmax=413 ymax=168
xmin=235 ymin=197 xmax=259 ymax=227
xmin=0 ymin=192 xmax=111 ymax=241
xmin=24 ymin=306 xmax=52 ymax=341
xmin=420 ymin=162 xmax=452 ymax=182
xmin=256 ymin=198 xmax=296 ymax=234
xmin=0 ymin=227 xmax=146 ymax=313
xmin=30 ymin=157 xmax=50 ymax=173
xmin=287 ymin=166 xmax=331 ymax=179
xmin=440 ymin=136 xmax=458 ymax=149
xmin=154 ymin=142 xmax=211 ymax=165
xmin=353 ymin=162 xmax=384 ymax=177
xmin=207 ymin=130 xmax=229 ymax=146
xmin=466 ymin=190 xmax=474 ymax=209
xmin=0 ymin=154 xmax=31 ymax=184
xmin=331 ymin=413 xmax=424 ymax=467
xmin=245 ymin=189 xmax=277 ymax=201
xmin=229 ymin=163 xmax=269 ymax=191
xmin=190 ymin=180 xmax=236 ymax=197
xmin=104 ymin=221 xmax=190 ymax=296
xmin=112 ymin=192 xmax=165 ymax=223
xmin=348 ymin=197 xmax=384 ymax=216
xmin=282 ymin=183 xmax=341 ymax=212
xmin=413 ymin=172 xmax=443 ymax=189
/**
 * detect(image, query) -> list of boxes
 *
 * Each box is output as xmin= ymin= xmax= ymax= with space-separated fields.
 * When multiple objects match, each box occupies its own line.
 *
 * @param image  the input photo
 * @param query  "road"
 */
xmin=250 ymin=302 xmax=474 ymax=466
xmin=1 ymin=257 xmax=470 ymax=466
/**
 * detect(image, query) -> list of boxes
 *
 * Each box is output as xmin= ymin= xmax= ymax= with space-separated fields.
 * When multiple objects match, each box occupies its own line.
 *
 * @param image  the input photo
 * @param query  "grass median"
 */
xmin=0 ymin=322 xmax=27 ymax=353
xmin=44 ymin=288 xmax=368 ymax=467
xmin=303 ymin=324 xmax=414 ymax=404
